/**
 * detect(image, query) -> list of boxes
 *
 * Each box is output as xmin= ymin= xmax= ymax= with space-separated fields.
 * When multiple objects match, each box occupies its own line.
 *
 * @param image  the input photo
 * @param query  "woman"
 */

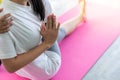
xmin=0 ymin=0 xmax=86 ymax=80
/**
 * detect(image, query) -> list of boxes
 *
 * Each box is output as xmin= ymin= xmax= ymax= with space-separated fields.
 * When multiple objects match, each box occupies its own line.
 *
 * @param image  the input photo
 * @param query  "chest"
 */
xmin=9 ymin=12 xmax=42 ymax=51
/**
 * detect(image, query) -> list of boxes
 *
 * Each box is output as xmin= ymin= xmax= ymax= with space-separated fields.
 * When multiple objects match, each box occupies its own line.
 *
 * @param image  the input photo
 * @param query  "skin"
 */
xmin=0 ymin=8 xmax=13 ymax=33
xmin=79 ymin=0 xmax=86 ymax=21
xmin=0 ymin=0 xmax=86 ymax=34
xmin=0 ymin=0 xmax=86 ymax=72
xmin=0 ymin=0 xmax=60 ymax=73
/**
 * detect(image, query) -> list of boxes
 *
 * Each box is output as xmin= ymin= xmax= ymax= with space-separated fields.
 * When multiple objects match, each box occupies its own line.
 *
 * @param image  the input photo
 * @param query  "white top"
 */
xmin=0 ymin=0 xmax=61 ymax=80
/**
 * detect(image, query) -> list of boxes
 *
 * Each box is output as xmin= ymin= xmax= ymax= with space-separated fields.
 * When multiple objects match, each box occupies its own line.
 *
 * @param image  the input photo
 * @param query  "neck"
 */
xmin=11 ymin=0 xmax=28 ymax=5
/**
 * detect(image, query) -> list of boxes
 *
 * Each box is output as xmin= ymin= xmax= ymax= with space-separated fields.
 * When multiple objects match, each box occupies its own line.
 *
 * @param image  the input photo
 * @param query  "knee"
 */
xmin=44 ymin=51 xmax=61 ymax=75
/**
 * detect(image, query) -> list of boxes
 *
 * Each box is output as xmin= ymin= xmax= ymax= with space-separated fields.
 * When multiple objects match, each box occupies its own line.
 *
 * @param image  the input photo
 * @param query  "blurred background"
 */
xmin=50 ymin=0 xmax=120 ymax=17
xmin=50 ymin=0 xmax=77 ymax=16
xmin=0 ymin=0 xmax=120 ymax=16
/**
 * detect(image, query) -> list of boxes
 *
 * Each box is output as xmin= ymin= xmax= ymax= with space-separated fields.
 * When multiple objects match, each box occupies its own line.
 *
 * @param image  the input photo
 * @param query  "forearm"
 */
xmin=2 ymin=42 xmax=50 ymax=73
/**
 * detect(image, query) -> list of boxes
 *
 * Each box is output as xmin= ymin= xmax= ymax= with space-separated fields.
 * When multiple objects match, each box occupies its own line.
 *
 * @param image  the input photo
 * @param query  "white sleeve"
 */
xmin=0 ymin=33 xmax=17 ymax=59
xmin=43 ymin=0 xmax=53 ymax=22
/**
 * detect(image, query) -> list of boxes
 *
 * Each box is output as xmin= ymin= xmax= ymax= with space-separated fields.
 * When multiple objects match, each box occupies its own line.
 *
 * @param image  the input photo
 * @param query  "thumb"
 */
xmin=40 ymin=22 xmax=46 ymax=32
xmin=56 ymin=22 xmax=60 ymax=30
xmin=0 ymin=8 xmax=3 ymax=12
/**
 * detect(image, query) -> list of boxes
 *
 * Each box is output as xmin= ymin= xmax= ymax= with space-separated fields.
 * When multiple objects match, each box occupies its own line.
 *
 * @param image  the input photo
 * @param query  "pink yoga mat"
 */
xmin=52 ymin=2 xmax=120 ymax=80
xmin=0 ymin=2 xmax=120 ymax=80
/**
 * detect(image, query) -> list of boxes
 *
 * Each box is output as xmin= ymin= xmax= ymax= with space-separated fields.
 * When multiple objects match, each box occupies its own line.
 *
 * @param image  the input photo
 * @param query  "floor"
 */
xmin=83 ymin=36 xmax=120 ymax=80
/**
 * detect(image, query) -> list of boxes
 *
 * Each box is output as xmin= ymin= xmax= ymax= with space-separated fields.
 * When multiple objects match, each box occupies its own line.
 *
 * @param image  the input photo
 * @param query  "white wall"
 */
xmin=50 ymin=0 xmax=78 ymax=17
xmin=50 ymin=0 xmax=120 ymax=17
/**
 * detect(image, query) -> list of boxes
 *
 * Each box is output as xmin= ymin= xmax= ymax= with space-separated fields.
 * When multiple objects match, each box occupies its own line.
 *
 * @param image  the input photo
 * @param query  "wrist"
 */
xmin=41 ymin=42 xmax=52 ymax=50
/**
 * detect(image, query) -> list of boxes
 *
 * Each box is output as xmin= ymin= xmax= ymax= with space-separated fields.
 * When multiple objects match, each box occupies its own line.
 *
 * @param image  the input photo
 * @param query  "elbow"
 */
xmin=5 ymin=66 xmax=17 ymax=73
xmin=3 ymin=63 xmax=18 ymax=73
xmin=2 ymin=59 xmax=18 ymax=73
xmin=7 ymin=70 xmax=15 ymax=73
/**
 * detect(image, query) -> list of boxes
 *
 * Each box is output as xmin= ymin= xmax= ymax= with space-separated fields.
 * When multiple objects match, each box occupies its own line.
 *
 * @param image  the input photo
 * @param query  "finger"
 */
xmin=47 ymin=15 xmax=52 ymax=29
xmin=0 ymin=25 xmax=9 ymax=30
xmin=41 ymin=22 xmax=45 ymax=32
xmin=0 ymin=22 xmax=12 ymax=30
xmin=0 ymin=17 xmax=13 ymax=28
xmin=7 ymin=17 xmax=13 ymax=23
xmin=6 ymin=22 xmax=12 ymax=28
xmin=0 ymin=16 xmax=12 ymax=29
xmin=49 ymin=14 xmax=54 ymax=29
xmin=0 ymin=13 xmax=11 ymax=21
xmin=0 ymin=8 xmax=3 ymax=12
xmin=46 ymin=15 xmax=50 ymax=29
xmin=0 ymin=28 xmax=9 ymax=33
xmin=52 ymin=14 xmax=56 ymax=29
xmin=57 ymin=22 xmax=60 ymax=30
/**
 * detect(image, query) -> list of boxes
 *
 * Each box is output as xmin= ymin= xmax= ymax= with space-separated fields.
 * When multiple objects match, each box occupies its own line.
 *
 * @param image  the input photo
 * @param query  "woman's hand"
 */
xmin=0 ymin=8 xmax=13 ymax=33
xmin=40 ymin=14 xmax=60 ymax=47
